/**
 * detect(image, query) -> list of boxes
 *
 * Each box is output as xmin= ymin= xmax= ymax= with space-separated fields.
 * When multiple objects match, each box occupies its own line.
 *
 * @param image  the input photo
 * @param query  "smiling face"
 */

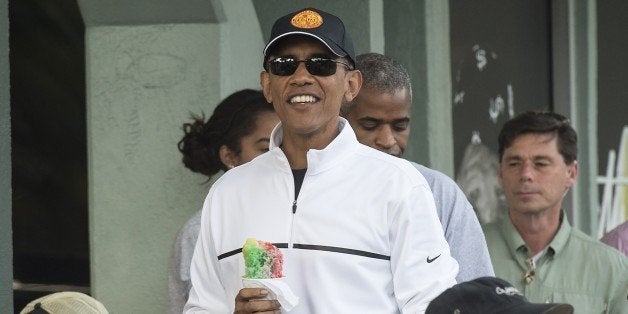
xmin=344 ymin=86 xmax=411 ymax=157
xmin=260 ymin=36 xmax=361 ymax=147
xmin=498 ymin=133 xmax=578 ymax=217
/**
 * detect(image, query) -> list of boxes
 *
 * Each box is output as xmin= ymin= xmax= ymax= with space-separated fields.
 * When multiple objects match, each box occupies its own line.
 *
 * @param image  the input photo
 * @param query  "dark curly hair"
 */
xmin=177 ymin=89 xmax=275 ymax=178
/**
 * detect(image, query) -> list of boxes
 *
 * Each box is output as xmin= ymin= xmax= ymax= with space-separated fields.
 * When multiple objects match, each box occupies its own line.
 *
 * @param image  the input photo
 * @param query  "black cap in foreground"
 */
xmin=263 ymin=7 xmax=355 ymax=67
xmin=426 ymin=277 xmax=574 ymax=314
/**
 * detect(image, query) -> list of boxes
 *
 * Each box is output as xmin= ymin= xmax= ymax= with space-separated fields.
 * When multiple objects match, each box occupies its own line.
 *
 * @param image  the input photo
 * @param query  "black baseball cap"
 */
xmin=263 ymin=7 xmax=356 ymax=67
xmin=426 ymin=277 xmax=574 ymax=314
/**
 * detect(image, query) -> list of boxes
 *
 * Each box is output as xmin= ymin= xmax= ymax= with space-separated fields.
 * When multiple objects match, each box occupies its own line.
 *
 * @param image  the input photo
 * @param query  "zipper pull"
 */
xmin=292 ymin=200 xmax=297 ymax=214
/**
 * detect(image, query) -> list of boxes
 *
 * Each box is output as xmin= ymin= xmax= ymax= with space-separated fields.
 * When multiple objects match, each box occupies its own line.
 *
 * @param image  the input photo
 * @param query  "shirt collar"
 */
xmin=268 ymin=117 xmax=358 ymax=174
xmin=499 ymin=210 xmax=572 ymax=257
xmin=499 ymin=214 xmax=528 ymax=253
xmin=546 ymin=211 xmax=572 ymax=256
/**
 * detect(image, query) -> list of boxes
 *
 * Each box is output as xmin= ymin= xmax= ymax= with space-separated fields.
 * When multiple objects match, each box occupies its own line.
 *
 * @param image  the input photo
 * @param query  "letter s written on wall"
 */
xmin=454 ymin=44 xmax=515 ymax=124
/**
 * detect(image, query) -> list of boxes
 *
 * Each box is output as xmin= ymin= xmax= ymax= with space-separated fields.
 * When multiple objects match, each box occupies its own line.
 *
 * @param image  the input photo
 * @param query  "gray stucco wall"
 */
xmin=384 ymin=1 xmax=454 ymax=175
xmin=82 ymin=1 xmax=263 ymax=312
xmin=1 ymin=0 xmax=13 ymax=311
xmin=86 ymin=24 xmax=219 ymax=312
xmin=552 ymin=1 xmax=599 ymax=234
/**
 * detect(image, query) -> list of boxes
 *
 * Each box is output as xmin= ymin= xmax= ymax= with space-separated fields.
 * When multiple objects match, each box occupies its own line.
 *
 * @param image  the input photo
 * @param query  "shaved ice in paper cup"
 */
xmin=243 ymin=238 xmax=284 ymax=279
xmin=242 ymin=238 xmax=299 ymax=311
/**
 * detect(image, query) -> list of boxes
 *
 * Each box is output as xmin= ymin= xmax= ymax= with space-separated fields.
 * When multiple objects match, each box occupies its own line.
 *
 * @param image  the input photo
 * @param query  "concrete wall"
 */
xmin=1 ymin=0 xmax=13 ymax=311
xmin=80 ymin=1 xmax=263 ymax=312
xmin=552 ymin=0 xmax=599 ymax=234
xmin=384 ymin=1 xmax=454 ymax=175
xmin=86 ymin=24 xmax=219 ymax=312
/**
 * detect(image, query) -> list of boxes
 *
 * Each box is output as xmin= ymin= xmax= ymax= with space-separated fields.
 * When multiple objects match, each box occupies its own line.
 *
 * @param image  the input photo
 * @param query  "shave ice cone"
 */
xmin=242 ymin=238 xmax=284 ymax=279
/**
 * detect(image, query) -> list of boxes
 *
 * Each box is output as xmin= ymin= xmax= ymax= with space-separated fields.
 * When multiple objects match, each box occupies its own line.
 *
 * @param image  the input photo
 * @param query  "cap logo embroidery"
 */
xmin=495 ymin=286 xmax=522 ymax=296
xmin=291 ymin=10 xmax=323 ymax=29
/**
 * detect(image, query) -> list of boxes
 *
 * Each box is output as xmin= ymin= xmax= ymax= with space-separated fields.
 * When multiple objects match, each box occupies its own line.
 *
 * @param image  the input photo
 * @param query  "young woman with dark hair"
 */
xmin=168 ymin=89 xmax=278 ymax=314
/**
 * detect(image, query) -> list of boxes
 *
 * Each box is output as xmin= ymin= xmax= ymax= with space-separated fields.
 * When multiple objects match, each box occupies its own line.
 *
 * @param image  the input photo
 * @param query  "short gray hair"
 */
xmin=358 ymin=53 xmax=411 ymax=96
xmin=342 ymin=53 xmax=411 ymax=115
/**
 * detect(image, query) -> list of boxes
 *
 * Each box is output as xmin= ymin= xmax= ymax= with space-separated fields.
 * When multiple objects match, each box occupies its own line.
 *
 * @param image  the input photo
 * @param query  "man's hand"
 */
xmin=234 ymin=288 xmax=281 ymax=314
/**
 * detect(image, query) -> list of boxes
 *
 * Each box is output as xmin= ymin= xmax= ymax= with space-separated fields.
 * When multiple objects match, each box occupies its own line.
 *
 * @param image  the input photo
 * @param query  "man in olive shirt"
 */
xmin=483 ymin=111 xmax=627 ymax=313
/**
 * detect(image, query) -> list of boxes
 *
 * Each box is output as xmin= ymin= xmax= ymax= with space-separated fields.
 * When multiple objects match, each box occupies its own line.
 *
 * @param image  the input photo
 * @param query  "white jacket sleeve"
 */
xmin=183 ymin=193 xmax=231 ymax=313
xmin=389 ymin=184 xmax=458 ymax=313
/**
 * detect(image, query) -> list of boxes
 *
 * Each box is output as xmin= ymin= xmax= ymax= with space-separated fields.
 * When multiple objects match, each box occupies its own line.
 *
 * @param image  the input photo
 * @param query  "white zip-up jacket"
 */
xmin=185 ymin=118 xmax=458 ymax=313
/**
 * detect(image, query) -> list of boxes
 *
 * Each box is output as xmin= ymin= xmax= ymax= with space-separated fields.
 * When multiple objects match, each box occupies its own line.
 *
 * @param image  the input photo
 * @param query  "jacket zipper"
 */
xmin=288 ymin=167 xmax=305 ymax=249
xmin=289 ymin=199 xmax=297 ymax=249
xmin=289 ymin=177 xmax=297 ymax=248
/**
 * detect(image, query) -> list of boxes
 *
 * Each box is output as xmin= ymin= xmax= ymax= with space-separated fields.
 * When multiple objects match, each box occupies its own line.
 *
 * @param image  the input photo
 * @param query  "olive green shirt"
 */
xmin=483 ymin=213 xmax=628 ymax=313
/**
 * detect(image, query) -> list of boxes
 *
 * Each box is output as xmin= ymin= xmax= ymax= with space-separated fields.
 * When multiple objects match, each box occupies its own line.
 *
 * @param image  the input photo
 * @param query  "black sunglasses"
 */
xmin=266 ymin=57 xmax=353 ymax=77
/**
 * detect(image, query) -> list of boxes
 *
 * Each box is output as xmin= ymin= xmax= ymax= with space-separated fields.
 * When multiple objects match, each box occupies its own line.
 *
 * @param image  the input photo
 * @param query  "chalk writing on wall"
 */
xmin=450 ymin=0 xmax=553 ymax=224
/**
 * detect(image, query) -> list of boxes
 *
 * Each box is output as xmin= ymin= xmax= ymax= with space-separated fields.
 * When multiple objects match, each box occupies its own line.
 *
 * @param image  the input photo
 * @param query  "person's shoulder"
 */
xmin=355 ymin=144 xmax=427 ymax=183
xmin=174 ymin=210 xmax=202 ymax=244
xmin=182 ymin=210 xmax=202 ymax=231
xmin=355 ymin=144 xmax=413 ymax=168
xmin=410 ymin=161 xmax=441 ymax=177
xmin=481 ymin=220 xmax=502 ymax=235
xmin=601 ymin=221 xmax=628 ymax=242
xmin=409 ymin=161 xmax=459 ymax=187
xmin=569 ymin=228 xmax=628 ymax=264
xmin=214 ymin=151 xmax=280 ymax=184
xmin=354 ymin=142 xmax=394 ymax=159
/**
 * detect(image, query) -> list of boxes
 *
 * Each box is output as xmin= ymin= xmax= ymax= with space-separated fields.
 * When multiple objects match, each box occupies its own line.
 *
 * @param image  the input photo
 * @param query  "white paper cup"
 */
xmin=242 ymin=277 xmax=283 ymax=300
xmin=242 ymin=277 xmax=299 ymax=311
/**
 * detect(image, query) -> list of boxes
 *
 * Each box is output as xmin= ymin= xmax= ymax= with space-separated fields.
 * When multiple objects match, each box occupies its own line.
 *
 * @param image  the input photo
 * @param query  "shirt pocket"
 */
xmin=549 ymin=291 xmax=608 ymax=314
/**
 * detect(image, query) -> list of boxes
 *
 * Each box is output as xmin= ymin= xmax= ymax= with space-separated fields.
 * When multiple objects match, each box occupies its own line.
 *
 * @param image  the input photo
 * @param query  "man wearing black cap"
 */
xmin=185 ymin=7 xmax=458 ymax=313
xmin=426 ymin=276 xmax=574 ymax=313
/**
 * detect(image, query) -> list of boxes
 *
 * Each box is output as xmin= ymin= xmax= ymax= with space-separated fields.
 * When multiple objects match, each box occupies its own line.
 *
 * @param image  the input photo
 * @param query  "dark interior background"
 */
xmin=597 ymin=0 xmax=628 ymax=176
xmin=449 ymin=0 xmax=552 ymax=172
xmin=10 ymin=0 xmax=88 ymax=311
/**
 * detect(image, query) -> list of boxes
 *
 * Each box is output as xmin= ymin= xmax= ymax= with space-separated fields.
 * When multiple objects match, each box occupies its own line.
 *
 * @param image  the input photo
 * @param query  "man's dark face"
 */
xmin=260 ymin=36 xmax=361 ymax=142
xmin=345 ymin=86 xmax=411 ymax=157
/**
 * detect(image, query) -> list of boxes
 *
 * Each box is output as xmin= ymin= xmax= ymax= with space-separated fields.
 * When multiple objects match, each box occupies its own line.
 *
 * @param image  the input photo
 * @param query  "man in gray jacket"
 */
xmin=341 ymin=52 xmax=494 ymax=282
